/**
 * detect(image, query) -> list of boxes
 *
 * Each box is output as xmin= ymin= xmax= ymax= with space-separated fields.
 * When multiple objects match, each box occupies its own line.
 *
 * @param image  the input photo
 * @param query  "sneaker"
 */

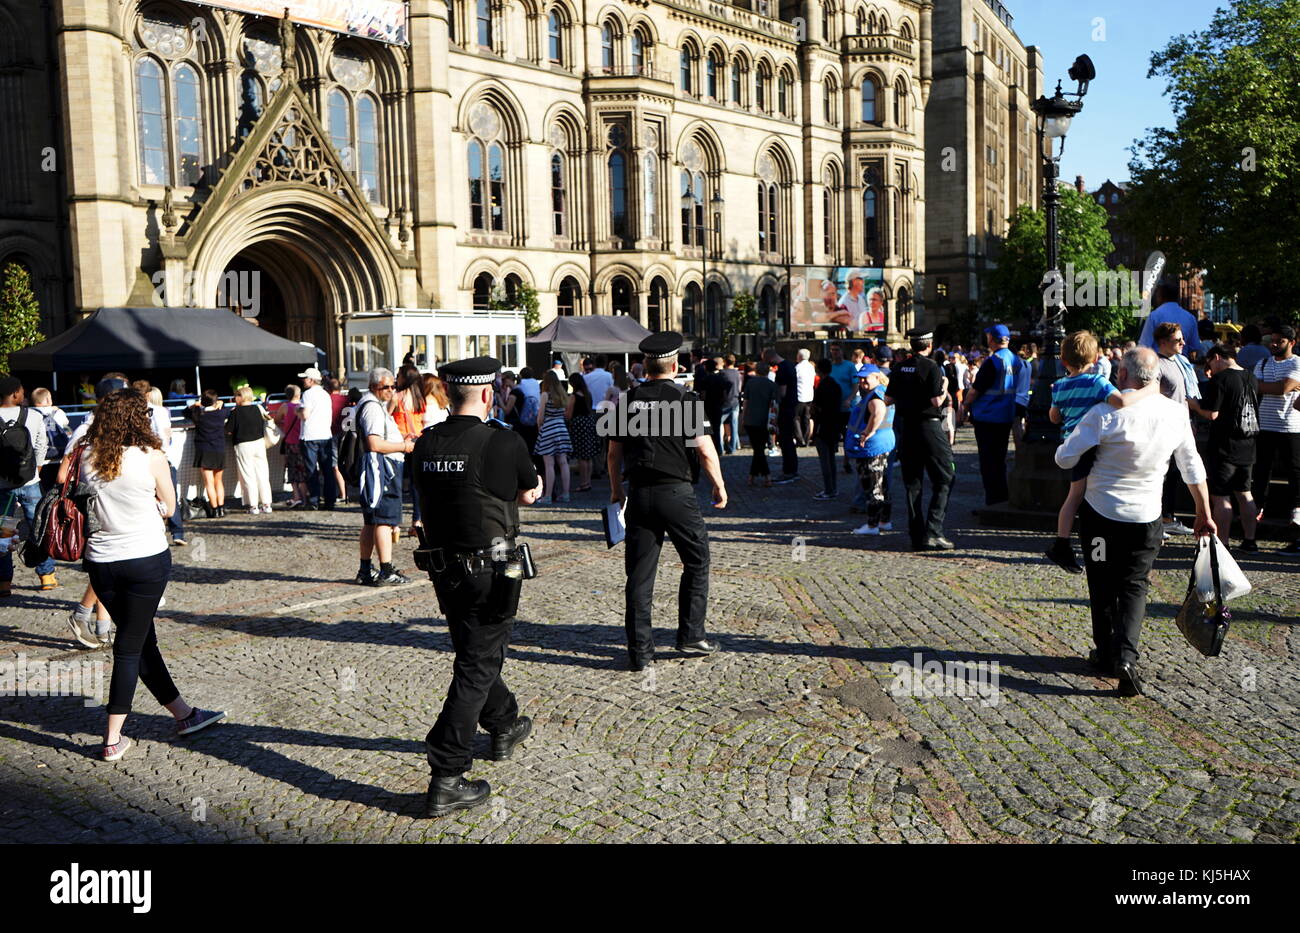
xmin=814 ymin=491 xmax=836 ymax=500
xmin=260 ymin=505 xmax=273 ymax=514
xmin=772 ymin=475 xmax=797 ymax=485
xmin=172 ymin=537 xmax=187 ymax=547
xmin=38 ymin=573 xmax=59 ymax=591
xmin=879 ymin=522 xmax=893 ymax=531
xmin=101 ymin=736 xmax=132 ymax=762
xmin=176 ymin=707 xmax=226 ymax=737
xmin=1044 ymin=538 xmax=1083 ymax=575
xmin=1163 ymin=519 xmax=1194 ymax=536
xmin=248 ymin=507 xmax=260 ymax=515
xmin=853 ymin=523 xmax=880 ymax=536
xmin=95 ymin=626 xmax=114 ymax=647
xmin=1236 ymin=539 xmax=1258 ymax=554
xmin=354 ymin=567 xmax=378 ymax=586
xmin=375 ymin=569 xmax=410 ymax=586
xmin=68 ymin=610 xmax=99 ymax=649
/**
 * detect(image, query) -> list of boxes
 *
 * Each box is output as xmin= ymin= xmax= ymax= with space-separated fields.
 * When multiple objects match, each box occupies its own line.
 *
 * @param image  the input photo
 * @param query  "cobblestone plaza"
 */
xmin=2 ymin=438 xmax=1296 ymax=844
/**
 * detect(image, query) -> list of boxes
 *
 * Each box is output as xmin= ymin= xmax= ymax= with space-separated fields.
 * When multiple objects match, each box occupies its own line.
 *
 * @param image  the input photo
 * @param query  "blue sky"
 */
xmin=1007 ymin=0 xmax=1226 ymax=189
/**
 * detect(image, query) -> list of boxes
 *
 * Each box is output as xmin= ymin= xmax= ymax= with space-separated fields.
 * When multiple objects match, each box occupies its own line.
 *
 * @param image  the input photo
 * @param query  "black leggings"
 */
xmin=84 ymin=551 xmax=179 ymax=716
xmin=746 ymin=425 xmax=770 ymax=476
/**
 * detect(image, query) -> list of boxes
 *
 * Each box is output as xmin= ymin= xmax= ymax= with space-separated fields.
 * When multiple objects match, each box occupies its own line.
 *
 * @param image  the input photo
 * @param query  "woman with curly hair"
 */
xmin=75 ymin=388 xmax=224 ymax=761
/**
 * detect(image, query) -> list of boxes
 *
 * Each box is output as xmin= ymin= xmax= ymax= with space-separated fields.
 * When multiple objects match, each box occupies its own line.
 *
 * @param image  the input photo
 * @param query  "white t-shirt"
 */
xmin=299 ymin=384 xmax=334 ymax=441
xmin=1254 ymin=356 xmax=1300 ymax=433
xmin=794 ymin=360 xmax=816 ymax=403
xmin=0 ymin=407 xmax=48 ymax=487
xmin=356 ymin=392 xmax=405 ymax=463
xmin=82 ymin=446 xmax=168 ymax=563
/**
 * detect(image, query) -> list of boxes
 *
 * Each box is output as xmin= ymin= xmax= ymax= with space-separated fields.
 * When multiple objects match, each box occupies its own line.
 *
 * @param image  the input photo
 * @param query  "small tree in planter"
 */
xmin=0 ymin=262 xmax=44 ymax=372
xmin=725 ymin=292 xmax=759 ymax=340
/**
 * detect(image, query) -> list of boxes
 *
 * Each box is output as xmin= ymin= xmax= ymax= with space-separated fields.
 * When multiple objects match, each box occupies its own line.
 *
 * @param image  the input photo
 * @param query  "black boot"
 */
xmin=424 ymin=774 xmax=490 ymax=818
xmin=215 ymin=505 xmax=226 ymax=518
xmin=202 ymin=500 xmax=215 ymax=519
xmin=490 ymin=716 xmax=533 ymax=761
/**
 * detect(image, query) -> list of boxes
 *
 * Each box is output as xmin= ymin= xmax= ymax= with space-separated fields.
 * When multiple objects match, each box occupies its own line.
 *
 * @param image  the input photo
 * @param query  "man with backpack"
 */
xmin=1198 ymin=345 xmax=1260 ymax=551
xmin=515 ymin=367 xmax=542 ymax=471
xmin=29 ymin=387 xmax=71 ymax=491
xmin=0 ymin=375 xmax=58 ymax=595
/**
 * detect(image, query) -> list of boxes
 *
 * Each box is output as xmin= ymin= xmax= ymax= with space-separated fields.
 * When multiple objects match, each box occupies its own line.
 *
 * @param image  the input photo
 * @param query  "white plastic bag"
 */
xmin=1193 ymin=535 xmax=1251 ymax=604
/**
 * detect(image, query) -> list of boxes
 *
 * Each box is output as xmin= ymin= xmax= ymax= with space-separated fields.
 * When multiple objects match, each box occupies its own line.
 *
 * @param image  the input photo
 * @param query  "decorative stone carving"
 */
xmin=469 ymin=102 xmax=502 ymax=139
xmin=239 ymin=103 xmax=354 ymax=204
xmin=548 ymin=124 xmax=567 ymax=150
xmin=680 ymin=140 xmax=702 ymax=171
xmin=331 ymin=47 xmax=373 ymax=90
xmin=139 ymin=12 xmax=190 ymax=58
xmin=243 ymin=34 xmax=282 ymax=75
xmin=757 ymin=152 xmax=776 ymax=182
xmin=607 ymin=124 xmax=627 ymax=149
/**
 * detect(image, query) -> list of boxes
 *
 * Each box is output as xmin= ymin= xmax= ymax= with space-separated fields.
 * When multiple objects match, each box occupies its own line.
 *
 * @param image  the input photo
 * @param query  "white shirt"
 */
xmin=1253 ymin=355 xmax=1300 ymax=433
xmin=583 ymin=368 xmax=613 ymax=405
xmin=1056 ymin=392 xmax=1206 ymax=523
xmin=1093 ymin=356 xmax=1112 ymax=381
xmin=82 ymin=446 xmax=168 ymax=562
xmin=356 ymin=392 xmax=404 ymax=464
xmin=148 ymin=403 xmax=172 ymax=443
xmin=299 ymin=384 xmax=333 ymax=441
xmin=68 ymin=413 xmax=92 ymax=449
xmin=794 ymin=360 xmax=816 ymax=403
xmin=0 ymin=406 xmax=48 ymax=487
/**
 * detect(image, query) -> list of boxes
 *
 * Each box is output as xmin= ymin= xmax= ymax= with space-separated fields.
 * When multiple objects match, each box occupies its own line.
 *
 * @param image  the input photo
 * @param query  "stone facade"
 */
xmin=923 ymin=0 xmax=1041 ymax=328
xmin=2 ymin=0 xmax=943 ymax=376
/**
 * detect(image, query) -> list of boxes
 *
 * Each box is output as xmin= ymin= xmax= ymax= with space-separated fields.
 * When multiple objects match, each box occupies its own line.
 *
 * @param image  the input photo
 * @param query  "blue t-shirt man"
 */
xmin=830 ymin=359 xmax=859 ymax=412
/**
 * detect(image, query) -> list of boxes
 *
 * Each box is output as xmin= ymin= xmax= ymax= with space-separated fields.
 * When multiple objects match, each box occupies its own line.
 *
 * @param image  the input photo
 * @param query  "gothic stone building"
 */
xmin=2 ymin=0 xmax=951 ymax=374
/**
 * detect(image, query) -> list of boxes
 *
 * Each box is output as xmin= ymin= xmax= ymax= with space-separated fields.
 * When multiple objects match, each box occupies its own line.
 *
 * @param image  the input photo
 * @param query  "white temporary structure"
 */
xmin=340 ymin=307 xmax=527 ymax=386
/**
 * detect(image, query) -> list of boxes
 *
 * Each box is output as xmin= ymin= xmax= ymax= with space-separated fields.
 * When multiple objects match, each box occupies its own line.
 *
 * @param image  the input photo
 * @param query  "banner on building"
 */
xmin=789 ymin=267 xmax=886 ymax=333
xmin=193 ymin=1 xmax=408 ymax=45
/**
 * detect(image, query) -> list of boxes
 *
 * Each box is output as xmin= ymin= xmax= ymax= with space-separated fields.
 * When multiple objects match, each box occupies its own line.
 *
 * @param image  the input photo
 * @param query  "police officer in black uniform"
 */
xmin=885 ymin=328 xmax=956 ymax=551
xmin=412 ymin=356 xmax=544 ymax=817
xmin=606 ymin=332 xmax=727 ymax=671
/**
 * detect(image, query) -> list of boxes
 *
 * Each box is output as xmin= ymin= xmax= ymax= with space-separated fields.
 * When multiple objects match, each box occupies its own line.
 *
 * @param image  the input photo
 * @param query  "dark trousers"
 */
xmin=815 ymin=437 xmax=838 ymax=494
xmin=83 ymin=551 xmax=178 ymax=715
xmin=167 ymin=464 xmax=184 ymax=539
xmin=426 ymin=566 xmax=520 ymax=777
xmin=301 ymin=438 xmax=336 ymax=507
xmin=900 ymin=421 xmax=954 ymax=546
xmin=1079 ymin=501 xmax=1163 ymax=666
xmin=746 ymin=425 xmax=770 ymax=476
xmin=624 ymin=482 xmax=710 ymax=662
xmin=1252 ymin=430 xmax=1300 ymax=516
xmin=706 ymin=406 xmax=723 ymax=456
xmin=777 ymin=408 xmax=798 ymax=475
xmin=794 ymin=401 xmax=813 ymax=446
xmin=972 ymin=418 xmax=1012 ymax=505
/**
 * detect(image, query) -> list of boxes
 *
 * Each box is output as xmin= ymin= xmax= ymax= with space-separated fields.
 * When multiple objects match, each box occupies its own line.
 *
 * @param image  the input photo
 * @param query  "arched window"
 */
xmin=706 ymin=51 xmax=721 ymax=99
xmin=822 ymin=3 xmax=834 ymax=43
xmin=136 ymin=58 xmax=168 ymax=185
xmin=894 ymin=77 xmax=908 ymax=128
xmin=900 ymin=20 xmax=913 ymax=40
xmin=683 ymin=282 xmax=701 ymax=335
xmin=548 ymin=11 xmax=563 ymax=64
xmin=647 ymin=277 xmax=666 ymax=331
xmin=680 ymin=170 xmax=703 ymax=246
xmin=325 ymin=48 xmax=384 ymax=203
xmin=473 ymin=271 xmax=494 ymax=310
xmin=757 ymin=181 xmax=778 ymax=255
xmin=706 ymin=283 xmax=724 ymax=337
xmin=551 ymin=151 xmax=567 ymax=237
xmin=601 ymin=23 xmax=615 ymax=71
xmin=447 ymin=0 xmax=455 ymax=42
xmin=173 ymin=63 xmax=202 ymax=186
xmin=611 ymin=276 xmax=634 ymax=316
xmin=355 ymin=95 xmax=379 ymax=201
xmin=862 ymin=77 xmax=879 ymax=123
xmin=631 ymin=28 xmax=647 ymax=73
xmin=467 ymin=140 xmax=486 ymax=229
xmin=680 ymin=44 xmax=696 ymax=94
xmin=824 ymin=76 xmax=839 ymax=125
xmin=476 ymin=0 xmax=492 ymax=49
xmin=897 ymin=286 xmax=911 ymax=331
xmin=823 ymin=168 xmax=840 ymax=260
xmin=609 ymin=150 xmax=628 ymax=241
xmin=777 ymin=70 xmax=791 ymax=117
xmin=759 ymin=284 xmax=776 ymax=335
xmin=558 ymin=276 xmax=579 ymax=316
xmin=863 ymin=177 xmax=879 ymax=255
xmin=856 ymin=8 xmax=866 ymax=32
xmin=328 ymin=89 xmax=351 ymax=161
xmin=730 ymin=58 xmax=743 ymax=104
xmin=755 ymin=63 xmax=770 ymax=112
xmin=135 ymin=54 xmax=205 ymax=187
xmin=642 ymin=149 xmax=658 ymax=238
xmin=488 ymin=143 xmax=505 ymax=230
xmin=878 ymin=13 xmax=889 ymax=33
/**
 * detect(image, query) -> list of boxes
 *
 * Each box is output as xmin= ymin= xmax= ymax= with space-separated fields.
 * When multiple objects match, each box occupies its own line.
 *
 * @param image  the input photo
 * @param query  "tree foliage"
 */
xmin=726 ymin=292 xmax=759 ymax=338
xmin=1124 ymin=0 xmax=1300 ymax=321
xmin=0 ymin=262 xmax=45 ymax=372
xmin=491 ymin=282 xmax=541 ymax=334
xmin=981 ymin=186 xmax=1134 ymax=338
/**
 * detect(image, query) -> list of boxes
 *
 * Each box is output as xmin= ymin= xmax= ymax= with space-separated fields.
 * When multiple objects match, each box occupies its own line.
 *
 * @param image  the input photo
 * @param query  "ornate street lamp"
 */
xmin=1024 ymin=53 xmax=1094 ymax=444
xmin=680 ymin=186 xmax=725 ymax=341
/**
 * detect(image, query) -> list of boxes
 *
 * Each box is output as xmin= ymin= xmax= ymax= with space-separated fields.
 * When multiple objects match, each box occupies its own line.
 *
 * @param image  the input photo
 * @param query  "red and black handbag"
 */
xmin=44 ymin=442 xmax=89 ymax=562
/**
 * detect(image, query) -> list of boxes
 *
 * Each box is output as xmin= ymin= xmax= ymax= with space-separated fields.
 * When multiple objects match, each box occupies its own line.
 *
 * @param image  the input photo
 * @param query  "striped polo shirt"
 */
xmin=1253 ymin=356 xmax=1300 ymax=433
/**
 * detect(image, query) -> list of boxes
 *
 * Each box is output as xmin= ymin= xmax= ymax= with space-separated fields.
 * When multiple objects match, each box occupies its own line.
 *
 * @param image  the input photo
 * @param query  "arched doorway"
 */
xmin=610 ymin=275 xmax=633 ymax=316
xmin=895 ymin=286 xmax=911 ymax=334
xmin=219 ymin=248 xmax=322 ymax=349
xmin=706 ymin=282 xmax=724 ymax=338
xmin=759 ymin=285 xmax=777 ymax=336
xmin=557 ymin=276 xmax=580 ymax=316
xmin=682 ymin=283 xmax=702 ymax=336
xmin=472 ymin=272 xmax=494 ymax=310
xmin=647 ymin=276 xmax=667 ymax=331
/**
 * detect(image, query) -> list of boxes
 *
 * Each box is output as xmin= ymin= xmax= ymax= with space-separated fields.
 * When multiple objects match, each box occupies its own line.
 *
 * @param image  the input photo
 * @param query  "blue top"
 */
xmin=1051 ymin=372 xmax=1116 ymax=438
xmin=970 ymin=347 xmax=1022 ymax=424
xmin=1139 ymin=302 xmax=1202 ymax=358
xmin=830 ymin=360 xmax=859 ymax=412
xmin=846 ymin=385 xmax=895 ymax=458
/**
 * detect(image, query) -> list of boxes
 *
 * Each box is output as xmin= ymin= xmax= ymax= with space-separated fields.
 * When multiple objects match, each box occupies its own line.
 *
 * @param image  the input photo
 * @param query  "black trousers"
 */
xmin=794 ymin=401 xmax=813 ymax=446
xmin=777 ymin=408 xmax=798 ymax=475
xmin=972 ymin=418 xmax=1012 ymax=506
xmin=426 ymin=565 xmax=521 ymax=777
xmin=1252 ymin=430 xmax=1300 ymax=515
xmin=624 ymin=482 xmax=710 ymax=662
xmin=83 ymin=551 xmax=178 ymax=716
xmin=1079 ymin=501 xmax=1163 ymax=666
xmin=746 ymin=425 xmax=770 ymax=476
xmin=899 ymin=421 xmax=954 ymax=546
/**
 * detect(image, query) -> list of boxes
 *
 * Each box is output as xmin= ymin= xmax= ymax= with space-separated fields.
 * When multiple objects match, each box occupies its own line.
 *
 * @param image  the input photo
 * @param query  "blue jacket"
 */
xmin=970 ymin=348 xmax=1023 ymax=424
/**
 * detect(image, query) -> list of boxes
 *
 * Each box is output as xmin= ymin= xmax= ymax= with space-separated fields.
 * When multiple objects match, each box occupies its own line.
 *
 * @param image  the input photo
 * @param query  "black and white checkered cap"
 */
xmin=439 ymin=356 xmax=501 ymax=384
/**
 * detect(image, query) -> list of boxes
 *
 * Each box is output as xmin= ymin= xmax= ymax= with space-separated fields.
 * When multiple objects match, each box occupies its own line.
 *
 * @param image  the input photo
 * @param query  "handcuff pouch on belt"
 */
xmin=414 ymin=541 xmax=536 ymax=584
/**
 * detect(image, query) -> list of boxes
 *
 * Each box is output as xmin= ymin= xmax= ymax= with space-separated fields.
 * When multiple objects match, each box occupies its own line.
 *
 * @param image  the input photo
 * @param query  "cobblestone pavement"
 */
xmin=1 ymin=431 xmax=1297 ymax=844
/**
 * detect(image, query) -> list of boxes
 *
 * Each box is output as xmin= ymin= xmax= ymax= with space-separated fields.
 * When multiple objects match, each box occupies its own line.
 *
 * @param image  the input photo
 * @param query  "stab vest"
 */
xmin=414 ymin=419 xmax=518 ymax=550
xmin=970 ymin=347 xmax=1021 ymax=424
xmin=621 ymin=380 xmax=697 ymax=485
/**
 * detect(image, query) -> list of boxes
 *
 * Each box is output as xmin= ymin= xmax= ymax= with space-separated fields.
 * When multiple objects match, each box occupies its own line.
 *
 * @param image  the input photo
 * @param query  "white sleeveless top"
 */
xmin=81 ymin=446 xmax=168 ymax=563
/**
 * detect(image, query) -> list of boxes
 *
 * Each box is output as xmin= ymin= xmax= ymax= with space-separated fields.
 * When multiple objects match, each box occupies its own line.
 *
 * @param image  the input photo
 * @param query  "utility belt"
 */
xmin=414 ymin=540 xmax=537 ymax=581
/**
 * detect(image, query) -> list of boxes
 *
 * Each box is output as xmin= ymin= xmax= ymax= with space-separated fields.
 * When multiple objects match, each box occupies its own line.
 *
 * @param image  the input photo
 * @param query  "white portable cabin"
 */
xmin=340 ymin=307 xmax=527 ymax=385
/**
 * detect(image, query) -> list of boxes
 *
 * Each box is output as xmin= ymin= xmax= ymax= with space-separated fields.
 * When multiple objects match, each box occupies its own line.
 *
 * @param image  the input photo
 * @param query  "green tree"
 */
xmin=1124 ymin=0 xmax=1300 ymax=321
xmin=981 ymin=187 xmax=1134 ymax=339
xmin=725 ymin=292 xmax=758 ymax=338
xmin=491 ymin=282 xmax=541 ymax=334
xmin=0 ymin=262 xmax=44 ymax=372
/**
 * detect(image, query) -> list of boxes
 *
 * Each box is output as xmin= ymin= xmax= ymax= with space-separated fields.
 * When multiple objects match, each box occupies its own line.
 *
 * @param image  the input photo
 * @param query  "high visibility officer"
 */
xmin=961 ymin=324 xmax=1026 ymax=506
xmin=886 ymin=328 xmax=955 ymax=550
xmin=606 ymin=332 xmax=727 ymax=671
xmin=412 ymin=356 xmax=544 ymax=818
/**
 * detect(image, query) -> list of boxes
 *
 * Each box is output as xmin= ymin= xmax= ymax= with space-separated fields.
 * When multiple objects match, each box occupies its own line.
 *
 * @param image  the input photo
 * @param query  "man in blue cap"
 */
xmin=961 ymin=324 xmax=1025 ymax=506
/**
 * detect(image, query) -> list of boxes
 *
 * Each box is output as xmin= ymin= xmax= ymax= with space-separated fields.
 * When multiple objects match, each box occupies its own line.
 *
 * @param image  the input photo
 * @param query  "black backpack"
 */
xmin=0 ymin=412 xmax=36 ymax=487
xmin=1233 ymin=375 xmax=1260 ymax=439
xmin=337 ymin=399 xmax=381 ymax=486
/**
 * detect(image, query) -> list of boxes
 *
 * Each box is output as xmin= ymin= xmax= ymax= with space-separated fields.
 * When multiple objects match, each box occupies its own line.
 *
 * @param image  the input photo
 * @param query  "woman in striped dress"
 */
xmin=534 ymin=370 xmax=573 ymax=503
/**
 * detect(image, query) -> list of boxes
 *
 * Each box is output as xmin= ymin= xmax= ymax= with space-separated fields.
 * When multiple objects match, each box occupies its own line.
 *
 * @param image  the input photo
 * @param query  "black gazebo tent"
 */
xmin=8 ymin=307 xmax=318 ymax=395
xmin=525 ymin=314 xmax=653 ymax=374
